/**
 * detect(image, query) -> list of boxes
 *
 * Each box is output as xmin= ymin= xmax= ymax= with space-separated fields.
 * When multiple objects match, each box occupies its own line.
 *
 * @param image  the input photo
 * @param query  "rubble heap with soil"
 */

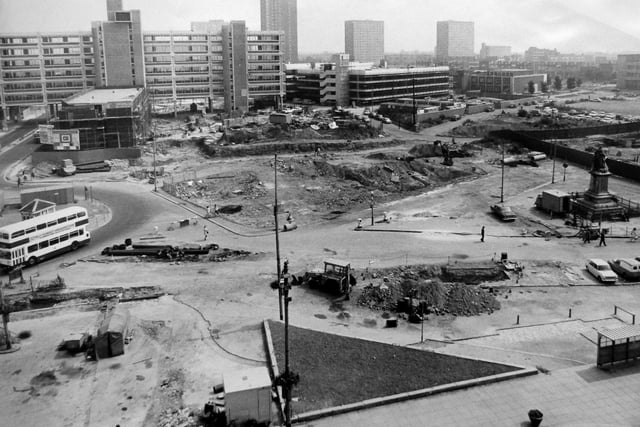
xmin=356 ymin=264 xmax=503 ymax=316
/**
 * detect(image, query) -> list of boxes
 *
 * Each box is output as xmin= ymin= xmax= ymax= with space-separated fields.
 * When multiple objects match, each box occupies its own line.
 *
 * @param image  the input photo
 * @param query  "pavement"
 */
xmin=302 ymin=360 xmax=640 ymax=426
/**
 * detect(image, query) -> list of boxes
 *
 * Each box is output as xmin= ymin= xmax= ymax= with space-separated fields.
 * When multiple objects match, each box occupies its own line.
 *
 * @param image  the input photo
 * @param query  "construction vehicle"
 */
xmin=54 ymin=159 xmax=77 ymax=177
xmin=301 ymin=259 xmax=356 ymax=296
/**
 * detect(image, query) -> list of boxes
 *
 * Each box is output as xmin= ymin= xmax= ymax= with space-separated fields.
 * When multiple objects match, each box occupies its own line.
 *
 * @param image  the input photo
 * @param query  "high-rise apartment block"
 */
xmin=260 ymin=0 xmax=298 ymax=63
xmin=92 ymin=0 xmax=145 ymax=87
xmin=344 ymin=20 xmax=385 ymax=65
xmin=436 ymin=21 xmax=474 ymax=59
xmin=617 ymin=54 xmax=640 ymax=90
xmin=0 ymin=1 xmax=286 ymax=121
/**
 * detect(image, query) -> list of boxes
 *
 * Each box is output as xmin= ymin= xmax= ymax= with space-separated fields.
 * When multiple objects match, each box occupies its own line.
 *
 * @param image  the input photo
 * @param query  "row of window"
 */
xmin=6 ymin=211 xmax=86 ymax=240
xmin=27 ymin=229 xmax=85 ymax=254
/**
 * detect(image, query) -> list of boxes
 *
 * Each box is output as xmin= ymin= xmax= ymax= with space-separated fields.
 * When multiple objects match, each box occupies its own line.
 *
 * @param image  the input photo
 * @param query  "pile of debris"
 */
xmin=356 ymin=264 xmax=502 ymax=316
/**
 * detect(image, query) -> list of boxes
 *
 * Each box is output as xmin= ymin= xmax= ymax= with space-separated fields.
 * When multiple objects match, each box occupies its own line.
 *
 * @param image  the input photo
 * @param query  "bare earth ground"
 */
xmin=2 ymin=98 xmax=640 ymax=426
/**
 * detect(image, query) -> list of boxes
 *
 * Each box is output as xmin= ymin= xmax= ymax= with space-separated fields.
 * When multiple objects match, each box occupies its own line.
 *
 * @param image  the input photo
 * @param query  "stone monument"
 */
xmin=572 ymin=147 xmax=625 ymax=220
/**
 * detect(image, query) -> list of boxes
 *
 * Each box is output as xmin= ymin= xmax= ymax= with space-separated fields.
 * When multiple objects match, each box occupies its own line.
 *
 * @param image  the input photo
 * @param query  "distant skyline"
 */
xmin=1 ymin=0 xmax=640 ymax=54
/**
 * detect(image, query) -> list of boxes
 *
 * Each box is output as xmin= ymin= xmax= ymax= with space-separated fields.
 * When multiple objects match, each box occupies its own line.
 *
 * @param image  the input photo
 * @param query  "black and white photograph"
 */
xmin=1 ymin=1 xmax=640 ymax=426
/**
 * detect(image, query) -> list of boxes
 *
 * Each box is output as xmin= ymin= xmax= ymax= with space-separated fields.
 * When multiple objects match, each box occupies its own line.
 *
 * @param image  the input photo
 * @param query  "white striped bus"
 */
xmin=0 ymin=206 xmax=91 ymax=270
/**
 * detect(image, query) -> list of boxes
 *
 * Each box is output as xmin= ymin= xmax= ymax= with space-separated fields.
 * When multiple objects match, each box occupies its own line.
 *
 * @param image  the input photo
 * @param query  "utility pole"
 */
xmin=369 ymin=192 xmax=374 ymax=226
xmin=152 ymin=136 xmax=157 ymax=192
xmin=281 ymin=261 xmax=292 ymax=427
xmin=0 ymin=285 xmax=11 ymax=350
xmin=500 ymin=142 xmax=505 ymax=203
xmin=551 ymin=140 xmax=557 ymax=184
xmin=274 ymin=154 xmax=283 ymax=321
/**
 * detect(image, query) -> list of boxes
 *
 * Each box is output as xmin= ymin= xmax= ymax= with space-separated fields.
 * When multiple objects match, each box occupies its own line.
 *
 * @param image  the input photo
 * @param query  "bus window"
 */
xmin=68 ymin=214 xmax=77 ymax=220
xmin=0 ymin=233 xmax=9 ymax=239
xmin=28 ymin=244 xmax=38 ymax=253
xmin=26 ymin=227 xmax=36 ymax=234
xmin=58 ymin=217 xmax=67 ymax=224
xmin=37 ymin=223 xmax=46 ymax=230
xmin=11 ymin=230 xmax=25 ymax=238
xmin=49 ymin=237 xmax=59 ymax=245
xmin=70 ymin=230 xmax=79 ymax=237
xmin=60 ymin=234 xmax=69 ymax=242
xmin=39 ymin=241 xmax=49 ymax=249
xmin=77 ymin=211 xmax=86 ymax=217
xmin=0 ymin=250 xmax=10 ymax=259
xmin=79 ymin=229 xmax=84 ymax=235
xmin=47 ymin=220 xmax=57 ymax=227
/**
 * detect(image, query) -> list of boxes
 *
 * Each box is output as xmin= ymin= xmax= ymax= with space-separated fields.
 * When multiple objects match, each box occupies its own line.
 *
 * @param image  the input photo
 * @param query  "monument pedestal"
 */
xmin=573 ymin=171 xmax=624 ymax=220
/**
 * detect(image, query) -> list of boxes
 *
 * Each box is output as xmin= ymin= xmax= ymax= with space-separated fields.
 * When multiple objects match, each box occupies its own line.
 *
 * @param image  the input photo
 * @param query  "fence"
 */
xmin=489 ymin=129 xmax=640 ymax=185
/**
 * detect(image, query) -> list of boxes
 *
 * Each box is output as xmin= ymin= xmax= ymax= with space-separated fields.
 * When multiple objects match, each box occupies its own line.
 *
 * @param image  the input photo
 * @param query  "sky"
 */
xmin=1 ymin=0 xmax=640 ymax=54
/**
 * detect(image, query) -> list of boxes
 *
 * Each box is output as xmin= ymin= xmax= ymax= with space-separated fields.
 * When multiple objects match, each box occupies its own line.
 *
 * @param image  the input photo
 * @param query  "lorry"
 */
xmin=535 ymin=190 xmax=572 ymax=215
xmin=204 ymin=367 xmax=272 ymax=426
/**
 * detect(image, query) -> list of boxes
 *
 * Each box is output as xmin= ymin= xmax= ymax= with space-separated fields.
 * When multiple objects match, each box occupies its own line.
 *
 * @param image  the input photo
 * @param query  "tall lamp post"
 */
xmin=500 ymin=142 xmax=505 ymax=203
xmin=369 ymin=192 xmax=374 ymax=226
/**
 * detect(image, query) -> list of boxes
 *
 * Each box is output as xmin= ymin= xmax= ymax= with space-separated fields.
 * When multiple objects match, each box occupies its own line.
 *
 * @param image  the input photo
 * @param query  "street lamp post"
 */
xmin=500 ymin=142 xmax=505 ymax=203
xmin=551 ymin=140 xmax=557 ymax=184
xmin=369 ymin=192 xmax=374 ymax=226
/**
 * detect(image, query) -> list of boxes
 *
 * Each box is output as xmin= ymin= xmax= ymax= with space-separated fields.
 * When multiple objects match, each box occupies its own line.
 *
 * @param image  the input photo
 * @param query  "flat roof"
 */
xmin=350 ymin=66 xmax=449 ymax=76
xmin=224 ymin=367 xmax=271 ymax=393
xmin=65 ymin=88 xmax=143 ymax=105
xmin=598 ymin=325 xmax=640 ymax=341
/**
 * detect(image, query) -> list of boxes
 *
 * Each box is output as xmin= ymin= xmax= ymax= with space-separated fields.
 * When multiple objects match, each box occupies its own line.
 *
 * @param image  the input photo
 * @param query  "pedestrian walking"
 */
xmin=17 ymin=176 xmax=21 ymax=187
xmin=206 ymin=205 xmax=211 ymax=217
xmin=598 ymin=229 xmax=607 ymax=247
xmin=203 ymin=225 xmax=209 ymax=241
xmin=481 ymin=226 xmax=485 ymax=242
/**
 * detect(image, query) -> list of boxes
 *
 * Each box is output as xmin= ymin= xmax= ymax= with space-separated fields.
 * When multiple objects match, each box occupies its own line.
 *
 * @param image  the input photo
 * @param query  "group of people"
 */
xmin=581 ymin=227 xmax=608 ymax=246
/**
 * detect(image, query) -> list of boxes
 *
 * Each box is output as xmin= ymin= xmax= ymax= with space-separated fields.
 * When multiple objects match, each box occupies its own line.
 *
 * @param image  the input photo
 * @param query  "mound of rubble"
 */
xmin=356 ymin=264 xmax=502 ymax=316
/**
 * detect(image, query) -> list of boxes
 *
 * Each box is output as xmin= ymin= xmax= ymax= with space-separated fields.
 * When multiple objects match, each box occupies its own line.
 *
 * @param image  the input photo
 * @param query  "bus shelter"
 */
xmin=597 ymin=325 xmax=640 ymax=368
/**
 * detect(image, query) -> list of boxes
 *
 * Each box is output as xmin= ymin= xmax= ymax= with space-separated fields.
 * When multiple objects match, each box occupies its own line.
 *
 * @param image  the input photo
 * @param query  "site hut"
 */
xmin=223 ymin=367 xmax=272 ymax=426
xmin=94 ymin=305 xmax=130 ymax=359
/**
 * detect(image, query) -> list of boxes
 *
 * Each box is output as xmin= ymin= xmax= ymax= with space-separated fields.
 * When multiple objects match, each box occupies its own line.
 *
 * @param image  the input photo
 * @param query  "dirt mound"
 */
xmin=356 ymin=264 xmax=502 ymax=316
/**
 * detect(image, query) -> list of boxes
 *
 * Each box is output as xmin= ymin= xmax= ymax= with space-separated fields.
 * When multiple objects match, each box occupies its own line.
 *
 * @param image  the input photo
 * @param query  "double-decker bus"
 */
xmin=0 ymin=206 xmax=91 ymax=270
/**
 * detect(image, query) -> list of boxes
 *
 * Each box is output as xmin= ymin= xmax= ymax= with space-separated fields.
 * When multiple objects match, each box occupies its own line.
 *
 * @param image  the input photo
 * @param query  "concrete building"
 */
xmin=287 ymin=60 xmax=450 ymax=106
xmin=616 ymin=54 xmax=640 ymax=90
xmin=0 ymin=0 xmax=286 ymax=121
xmin=344 ymin=20 xmax=384 ymax=65
xmin=260 ymin=0 xmax=298 ymax=63
xmin=52 ymin=87 xmax=149 ymax=150
xmin=465 ymin=69 xmax=547 ymax=96
xmin=479 ymin=43 xmax=511 ymax=59
xmin=0 ymin=32 xmax=96 ymax=122
xmin=524 ymin=47 xmax=560 ymax=63
xmin=436 ymin=21 xmax=474 ymax=60
xmin=92 ymin=0 xmax=145 ymax=88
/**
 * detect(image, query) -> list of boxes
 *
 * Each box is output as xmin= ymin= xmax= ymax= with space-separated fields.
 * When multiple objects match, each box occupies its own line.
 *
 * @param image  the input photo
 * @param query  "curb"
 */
xmin=263 ymin=320 xmax=286 ymax=424
xmin=291 ymin=366 xmax=538 ymax=424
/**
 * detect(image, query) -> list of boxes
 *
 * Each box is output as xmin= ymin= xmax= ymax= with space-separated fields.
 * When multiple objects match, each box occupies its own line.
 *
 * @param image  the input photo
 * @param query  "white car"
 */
xmin=586 ymin=259 xmax=618 ymax=283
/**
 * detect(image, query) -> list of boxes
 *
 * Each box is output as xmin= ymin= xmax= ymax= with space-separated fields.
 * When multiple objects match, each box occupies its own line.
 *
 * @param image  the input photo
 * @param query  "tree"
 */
xmin=576 ymin=78 xmax=583 ymax=87
xmin=541 ymin=82 xmax=549 ymax=93
xmin=553 ymin=76 xmax=562 ymax=91
xmin=528 ymin=80 xmax=535 ymax=94
xmin=566 ymin=77 xmax=576 ymax=90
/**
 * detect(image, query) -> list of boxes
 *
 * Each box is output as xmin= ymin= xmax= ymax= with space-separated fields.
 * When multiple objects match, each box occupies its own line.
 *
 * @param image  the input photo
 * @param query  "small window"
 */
xmin=58 ymin=217 xmax=67 ymax=224
xmin=37 ymin=223 xmax=46 ymax=230
xmin=70 ymin=230 xmax=79 ymax=237
xmin=67 ymin=214 xmax=77 ymax=221
xmin=47 ymin=220 xmax=57 ymax=227
xmin=79 ymin=229 xmax=84 ymax=235
xmin=49 ymin=237 xmax=59 ymax=245
xmin=77 ymin=211 xmax=86 ymax=218
xmin=39 ymin=241 xmax=49 ymax=249
xmin=26 ymin=227 xmax=36 ymax=234
xmin=28 ymin=244 xmax=38 ymax=253
xmin=60 ymin=234 xmax=69 ymax=242
xmin=11 ymin=230 xmax=25 ymax=238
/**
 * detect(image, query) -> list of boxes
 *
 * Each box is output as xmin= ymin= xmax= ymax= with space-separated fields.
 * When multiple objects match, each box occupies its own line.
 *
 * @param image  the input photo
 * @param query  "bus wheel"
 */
xmin=27 ymin=257 xmax=38 ymax=266
xmin=71 ymin=241 xmax=79 ymax=250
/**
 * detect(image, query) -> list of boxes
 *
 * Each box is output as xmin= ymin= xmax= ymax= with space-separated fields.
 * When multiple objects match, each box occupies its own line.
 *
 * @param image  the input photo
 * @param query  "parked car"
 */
xmin=382 ymin=117 xmax=392 ymax=124
xmin=490 ymin=204 xmax=517 ymax=222
xmin=586 ymin=259 xmax=618 ymax=283
xmin=608 ymin=259 xmax=640 ymax=281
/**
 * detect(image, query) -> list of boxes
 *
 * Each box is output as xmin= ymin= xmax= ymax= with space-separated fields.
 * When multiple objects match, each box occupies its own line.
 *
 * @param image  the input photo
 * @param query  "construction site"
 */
xmin=1 ymin=86 xmax=640 ymax=426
